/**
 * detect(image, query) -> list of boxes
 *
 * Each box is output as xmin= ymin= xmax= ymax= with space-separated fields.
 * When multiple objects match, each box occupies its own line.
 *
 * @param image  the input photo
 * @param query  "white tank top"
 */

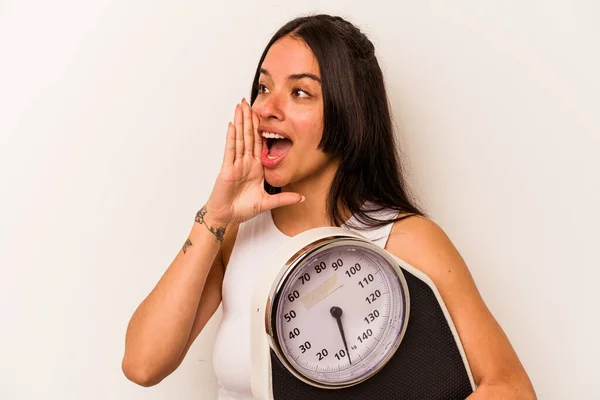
xmin=212 ymin=207 xmax=398 ymax=400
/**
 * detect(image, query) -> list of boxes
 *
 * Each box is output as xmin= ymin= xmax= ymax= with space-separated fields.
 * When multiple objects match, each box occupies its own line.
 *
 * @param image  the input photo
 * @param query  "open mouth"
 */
xmin=262 ymin=132 xmax=293 ymax=160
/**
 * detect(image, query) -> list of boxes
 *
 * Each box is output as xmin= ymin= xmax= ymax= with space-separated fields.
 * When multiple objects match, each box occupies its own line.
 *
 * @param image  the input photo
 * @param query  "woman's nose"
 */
xmin=254 ymin=92 xmax=284 ymax=121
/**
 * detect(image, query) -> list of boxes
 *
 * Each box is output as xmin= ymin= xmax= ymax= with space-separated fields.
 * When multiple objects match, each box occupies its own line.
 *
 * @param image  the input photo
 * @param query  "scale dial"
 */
xmin=267 ymin=237 xmax=410 ymax=388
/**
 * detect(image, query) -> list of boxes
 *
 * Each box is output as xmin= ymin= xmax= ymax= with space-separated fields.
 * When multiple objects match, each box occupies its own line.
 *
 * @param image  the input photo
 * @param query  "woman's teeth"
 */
xmin=262 ymin=132 xmax=286 ymax=139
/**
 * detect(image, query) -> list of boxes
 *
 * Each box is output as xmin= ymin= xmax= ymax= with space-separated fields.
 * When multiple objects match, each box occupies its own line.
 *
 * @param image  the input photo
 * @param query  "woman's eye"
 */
xmin=258 ymin=84 xmax=269 ymax=94
xmin=292 ymin=88 xmax=310 ymax=98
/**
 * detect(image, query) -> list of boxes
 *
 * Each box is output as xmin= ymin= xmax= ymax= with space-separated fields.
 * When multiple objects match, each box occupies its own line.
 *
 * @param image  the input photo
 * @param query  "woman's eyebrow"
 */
xmin=260 ymin=68 xmax=321 ymax=84
xmin=288 ymin=73 xmax=321 ymax=83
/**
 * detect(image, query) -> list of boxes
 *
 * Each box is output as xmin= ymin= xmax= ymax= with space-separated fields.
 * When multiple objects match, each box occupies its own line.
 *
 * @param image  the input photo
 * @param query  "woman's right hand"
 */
xmin=204 ymin=98 xmax=304 ymax=227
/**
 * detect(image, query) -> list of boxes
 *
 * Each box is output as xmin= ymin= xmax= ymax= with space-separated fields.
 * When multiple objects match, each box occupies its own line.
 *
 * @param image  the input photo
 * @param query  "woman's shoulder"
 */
xmin=385 ymin=215 xmax=472 ymax=289
xmin=220 ymin=211 xmax=275 ymax=269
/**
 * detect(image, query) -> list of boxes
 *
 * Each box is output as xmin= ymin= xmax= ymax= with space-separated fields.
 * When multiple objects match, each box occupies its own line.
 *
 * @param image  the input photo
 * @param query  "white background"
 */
xmin=1 ymin=1 xmax=598 ymax=399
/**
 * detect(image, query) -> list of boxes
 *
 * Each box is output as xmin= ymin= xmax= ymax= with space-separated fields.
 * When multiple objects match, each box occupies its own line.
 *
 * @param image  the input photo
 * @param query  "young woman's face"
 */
xmin=252 ymin=35 xmax=337 ymax=189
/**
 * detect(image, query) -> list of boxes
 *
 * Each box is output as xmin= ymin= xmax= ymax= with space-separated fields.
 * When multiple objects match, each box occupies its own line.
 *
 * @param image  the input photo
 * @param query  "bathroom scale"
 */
xmin=250 ymin=227 xmax=475 ymax=399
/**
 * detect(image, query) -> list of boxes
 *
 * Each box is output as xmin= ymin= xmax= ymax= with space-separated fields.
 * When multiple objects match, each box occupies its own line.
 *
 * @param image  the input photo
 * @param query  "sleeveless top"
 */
xmin=212 ymin=207 xmax=398 ymax=400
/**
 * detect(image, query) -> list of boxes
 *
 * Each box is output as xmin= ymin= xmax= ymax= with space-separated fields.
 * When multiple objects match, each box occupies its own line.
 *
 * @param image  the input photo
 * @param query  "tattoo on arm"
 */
xmin=182 ymin=238 xmax=193 ymax=254
xmin=195 ymin=205 xmax=226 ymax=243
xmin=195 ymin=206 xmax=208 ymax=225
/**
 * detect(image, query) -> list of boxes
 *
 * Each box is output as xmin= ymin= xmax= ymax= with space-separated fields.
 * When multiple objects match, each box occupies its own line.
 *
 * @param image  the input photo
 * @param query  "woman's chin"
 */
xmin=264 ymin=173 xmax=289 ymax=190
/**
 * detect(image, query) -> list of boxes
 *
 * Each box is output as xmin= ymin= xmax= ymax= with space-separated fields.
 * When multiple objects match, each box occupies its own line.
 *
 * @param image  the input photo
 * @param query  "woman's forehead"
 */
xmin=261 ymin=36 xmax=320 ymax=79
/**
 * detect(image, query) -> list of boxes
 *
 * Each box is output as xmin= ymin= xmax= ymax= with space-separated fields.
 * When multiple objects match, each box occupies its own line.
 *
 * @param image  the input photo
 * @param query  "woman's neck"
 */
xmin=271 ymin=186 xmax=329 ymax=237
xmin=270 ymin=165 xmax=351 ymax=237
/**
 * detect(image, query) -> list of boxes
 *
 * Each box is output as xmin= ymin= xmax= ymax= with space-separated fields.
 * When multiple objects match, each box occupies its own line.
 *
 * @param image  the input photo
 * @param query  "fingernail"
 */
xmin=242 ymin=97 xmax=247 ymax=103
xmin=300 ymin=195 xmax=306 ymax=202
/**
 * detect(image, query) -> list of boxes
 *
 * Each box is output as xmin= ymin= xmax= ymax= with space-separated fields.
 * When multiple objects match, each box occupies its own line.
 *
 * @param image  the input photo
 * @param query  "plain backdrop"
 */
xmin=1 ymin=1 xmax=598 ymax=399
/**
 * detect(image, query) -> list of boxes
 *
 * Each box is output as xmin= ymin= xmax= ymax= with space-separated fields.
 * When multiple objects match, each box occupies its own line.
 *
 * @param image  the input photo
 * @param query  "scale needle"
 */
xmin=330 ymin=306 xmax=352 ymax=365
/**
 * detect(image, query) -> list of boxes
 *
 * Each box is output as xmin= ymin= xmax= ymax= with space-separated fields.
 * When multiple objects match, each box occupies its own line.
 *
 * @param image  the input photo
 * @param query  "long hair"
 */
xmin=250 ymin=14 xmax=424 ymax=228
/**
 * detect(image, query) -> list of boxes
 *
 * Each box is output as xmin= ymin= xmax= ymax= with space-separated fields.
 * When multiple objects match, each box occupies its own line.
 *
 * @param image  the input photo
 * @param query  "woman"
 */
xmin=122 ymin=14 xmax=536 ymax=400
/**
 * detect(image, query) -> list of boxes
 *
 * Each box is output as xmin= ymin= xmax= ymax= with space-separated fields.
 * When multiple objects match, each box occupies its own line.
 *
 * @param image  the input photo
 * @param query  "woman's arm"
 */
xmin=121 ymin=99 xmax=304 ymax=387
xmin=121 ymin=212 xmax=228 ymax=387
xmin=385 ymin=216 xmax=536 ymax=399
